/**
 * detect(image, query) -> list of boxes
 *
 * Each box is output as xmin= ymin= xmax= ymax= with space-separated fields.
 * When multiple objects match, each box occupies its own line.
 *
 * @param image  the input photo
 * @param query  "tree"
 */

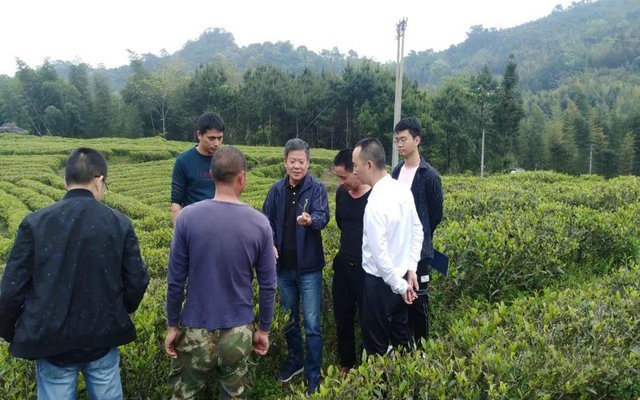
xmin=90 ymin=74 xmax=118 ymax=137
xmin=590 ymin=124 xmax=616 ymax=176
xmin=15 ymin=60 xmax=50 ymax=135
xmin=44 ymin=105 xmax=65 ymax=135
xmin=470 ymin=66 xmax=499 ymax=173
xmin=152 ymin=62 xmax=189 ymax=137
xmin=492 ymin=55 xmax=524 ymax=171
xmin=545 ymin=106 xmax=578 ymax=174
xmin=292 ymin=68 xmax=333 ymax=148
xmin=175 ymin=62 xmax=239 ymax=141
xmin=0 ymin=76 xmax=29 ymax=129
xmin=237 ymin=65 xmax=293 ymax=146
xmin=66 ymin=63 xmax=93 ymax=137
xmin=332 ymin=61 xmax=395 ymax=151
xmin=564 ymin=99 xmax=591 ymax=173
xmin=518 ymin=103 xmax=546 ymax=170
xmin=618 ymin=132 xmax=636 ymax=175
xmin=121 ymin=58 xmax=157 ymax=136
xmin=430 ymin=78 xmax=476 ymax=173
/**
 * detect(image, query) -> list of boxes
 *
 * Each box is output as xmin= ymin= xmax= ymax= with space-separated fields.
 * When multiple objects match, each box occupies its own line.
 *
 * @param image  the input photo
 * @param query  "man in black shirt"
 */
xmin=332 ymin=148 xmax=371 ymax=374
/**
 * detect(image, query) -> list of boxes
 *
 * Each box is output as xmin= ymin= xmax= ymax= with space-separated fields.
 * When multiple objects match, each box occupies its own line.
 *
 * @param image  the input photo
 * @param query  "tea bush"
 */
xmin=436 ymin=201 xmax=640 ymax=306
xmin=0 ymin=134 xmax=639 ymax=399
xmin=303 ymin=263 xmax=640 ymax=399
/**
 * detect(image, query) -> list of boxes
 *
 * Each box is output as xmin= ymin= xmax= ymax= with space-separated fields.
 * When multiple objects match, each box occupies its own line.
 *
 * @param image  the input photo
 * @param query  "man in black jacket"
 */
xmin=392 ymin=117 xmax=444 ymax=344
xmin=261 ymin=138 xmax=330 ymax=395
xmin=0 ymin=147 xmax=149 ymax=400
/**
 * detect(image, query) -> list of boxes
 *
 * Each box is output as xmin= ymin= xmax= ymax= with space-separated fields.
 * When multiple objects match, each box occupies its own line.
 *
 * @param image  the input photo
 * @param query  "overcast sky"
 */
xmin=0 ymin=0 xmax=576 ymax=77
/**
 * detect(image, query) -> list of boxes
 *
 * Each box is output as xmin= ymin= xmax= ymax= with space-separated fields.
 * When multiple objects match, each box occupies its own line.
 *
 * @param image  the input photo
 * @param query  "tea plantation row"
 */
xmin=0 ymin=134 xmax=638 ymax=399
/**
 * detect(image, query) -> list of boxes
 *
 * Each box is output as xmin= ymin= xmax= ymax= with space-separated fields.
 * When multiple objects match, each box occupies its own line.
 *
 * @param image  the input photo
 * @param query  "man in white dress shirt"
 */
xmin=352 ymin=138 xmax=424 ymax=355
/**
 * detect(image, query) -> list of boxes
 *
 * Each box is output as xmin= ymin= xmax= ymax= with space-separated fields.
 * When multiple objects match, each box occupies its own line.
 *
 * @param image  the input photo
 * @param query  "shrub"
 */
xmin=301 ymin=263 xmax=640 ymax=399
xmin=1 ymin=135 xmax=640 ymax=399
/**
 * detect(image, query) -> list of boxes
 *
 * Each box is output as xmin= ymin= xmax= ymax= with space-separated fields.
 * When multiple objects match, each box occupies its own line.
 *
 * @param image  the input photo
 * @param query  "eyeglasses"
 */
xmin=394 ymin=136 xmax=411 ymax=144
xmin=95 ymin=175 xmax=108 ymax=194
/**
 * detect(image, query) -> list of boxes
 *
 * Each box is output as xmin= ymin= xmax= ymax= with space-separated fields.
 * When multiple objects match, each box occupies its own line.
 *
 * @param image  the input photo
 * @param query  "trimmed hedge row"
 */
xmin=435 ymin=201 xmax=640 ymax=306
xmin=0 ymin=134 xmax=185 ymax=158
xmin=15 ymin=179 xmax=65 ymax=201
xmin=0 ymin=182 xmax=57 ymax=212
xmin=444 ymin=173 xmax=640 ymax=222
xmin=1 ymin=133 xmax=639 ymax=399
xmin=0 ymin=189 xmax=30 ymax=261
xmin=304 ymin=263 xmax=640 ymax=399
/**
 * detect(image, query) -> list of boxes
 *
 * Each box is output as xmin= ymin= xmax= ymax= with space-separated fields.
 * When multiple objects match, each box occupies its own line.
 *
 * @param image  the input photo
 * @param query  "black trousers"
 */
xmin=407 ymin=259 xmax=430 ymax=342
xmin=331 ymin=253 xmax=365 ymax=368
xmin=361 ymin=273 xmax=410 ymax=356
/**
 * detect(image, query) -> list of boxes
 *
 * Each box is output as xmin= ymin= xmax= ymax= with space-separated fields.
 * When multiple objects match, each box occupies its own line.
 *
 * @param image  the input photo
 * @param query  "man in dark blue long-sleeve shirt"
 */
xmin=170 ymin=112 xmax=225 ymax=225
xmin=165 ymin=146 xmax=277 ymax=398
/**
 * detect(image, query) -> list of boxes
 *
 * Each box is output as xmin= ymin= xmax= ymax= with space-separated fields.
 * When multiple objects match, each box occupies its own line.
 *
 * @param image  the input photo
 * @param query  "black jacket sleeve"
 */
xmin=426 ymin=173 xmax=443 ymax=235
xmin=0 ymin=220 xmax=34 ymax=341
xmin=121 ymin=223 xmax=149 ymax=313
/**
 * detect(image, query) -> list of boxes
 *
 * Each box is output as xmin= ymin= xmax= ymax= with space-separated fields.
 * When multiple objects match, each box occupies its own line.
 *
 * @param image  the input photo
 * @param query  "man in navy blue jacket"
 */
xmin=0 ymin=148 xmax=149 ymax=399
xmin=261 ymin=138 xmax=330 ymax=395
xmin=392 ymin=117 xmax=444 ymax=343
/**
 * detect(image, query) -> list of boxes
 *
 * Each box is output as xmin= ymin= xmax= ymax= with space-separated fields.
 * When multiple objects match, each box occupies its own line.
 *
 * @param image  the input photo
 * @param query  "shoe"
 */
xmin=306 ymin=377 xmax=321 ymax=395
xmin=277 ymin=363 xmax=304 ymax=383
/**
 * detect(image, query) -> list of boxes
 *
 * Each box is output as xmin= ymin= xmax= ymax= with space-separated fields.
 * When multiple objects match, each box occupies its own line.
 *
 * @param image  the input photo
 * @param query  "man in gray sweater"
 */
xmin=165 ymin=146 xmax=277 ymax=398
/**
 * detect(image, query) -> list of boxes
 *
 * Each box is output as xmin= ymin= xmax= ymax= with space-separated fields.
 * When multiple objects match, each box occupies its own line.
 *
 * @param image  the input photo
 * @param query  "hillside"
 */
xmin=406 ymin=0 xmax=640 ymax=90
xmin=51 ymin=28 xmax=354 ymax=91
xmin=3 ymin=0 xmax=638 ymax=179
xmin=46 ymin=0 xmax=640 ymax=93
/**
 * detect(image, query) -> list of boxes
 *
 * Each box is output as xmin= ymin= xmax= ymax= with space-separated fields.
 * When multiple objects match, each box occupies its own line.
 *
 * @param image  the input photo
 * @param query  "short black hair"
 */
xmin=197 ymin=112 xmax=225 ymax=133
xmin=394 ymin=116 xmax=422 ymax=138
xmin=355 ymin=138 xmax=386 ymax=170
xmin=333 ymin=148 xmax=354 ymax=171
xmin=211 ymin=146 xmax=247 ymax=183
xmin=284 ymin=138 xmax=310 ymax=159
xmin=65 ymin=148 xmax=108 ymax=185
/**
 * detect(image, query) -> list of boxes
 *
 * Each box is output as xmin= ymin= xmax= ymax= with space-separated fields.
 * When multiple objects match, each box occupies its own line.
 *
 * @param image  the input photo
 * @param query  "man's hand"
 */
xmin=402 ymin=288 xmax=417 ymax=304
xmin=252 ymin=329 xmax=270 ymax=356
xmin=402 ymin=270 xmax=419 ymax=304
xmin=171 ymin=203 xmax=183 ymax=227
xmin=165 ymin=326 xmax=180 ymax=359
xmin=296 ymin=212 xmax=312 ymax=226
xmin=406 ymin=270 xmax=419 ymax=292
xmin=273 ymin=245 xmax=279 ymax=261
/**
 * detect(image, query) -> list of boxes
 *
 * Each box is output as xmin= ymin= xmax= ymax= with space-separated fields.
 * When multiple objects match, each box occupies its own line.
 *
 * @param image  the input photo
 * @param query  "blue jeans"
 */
xmin=36 ymin=347 xmax=123 ymax=400
xmin=278 ymin=269 xmax=323 ymax=381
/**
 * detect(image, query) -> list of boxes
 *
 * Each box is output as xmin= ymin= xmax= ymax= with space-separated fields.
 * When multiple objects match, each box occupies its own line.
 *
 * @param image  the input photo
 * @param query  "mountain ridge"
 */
xmin=44 ymin=0 xmax=640 ymax=93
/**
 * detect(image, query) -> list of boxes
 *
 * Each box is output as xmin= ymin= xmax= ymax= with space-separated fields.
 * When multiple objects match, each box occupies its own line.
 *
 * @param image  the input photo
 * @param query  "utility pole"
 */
xmin=392 ymin=18 xmax=407 ymax=167
xmin=589 ymin=144 xmax=593 ymax=174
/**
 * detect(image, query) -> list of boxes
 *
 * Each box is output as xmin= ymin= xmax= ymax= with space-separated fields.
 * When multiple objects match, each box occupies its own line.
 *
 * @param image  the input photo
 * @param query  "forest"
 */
xmin=0 ymin=0 xmax=639 ymax=176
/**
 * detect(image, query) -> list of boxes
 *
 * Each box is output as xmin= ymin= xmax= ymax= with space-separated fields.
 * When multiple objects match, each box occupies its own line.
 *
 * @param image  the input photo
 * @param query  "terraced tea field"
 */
xmin=1 ymin=133 xmax=639 ymax=399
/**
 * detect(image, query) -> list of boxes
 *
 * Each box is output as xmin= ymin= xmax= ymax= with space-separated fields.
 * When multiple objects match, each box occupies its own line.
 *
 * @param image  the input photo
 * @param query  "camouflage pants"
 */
xmin=168 ymin=324 xmax=256 ymax=399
